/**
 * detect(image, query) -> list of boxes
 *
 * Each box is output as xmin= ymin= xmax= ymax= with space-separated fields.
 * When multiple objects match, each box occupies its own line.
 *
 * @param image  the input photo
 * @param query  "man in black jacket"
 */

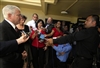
xmin=45 ymin=17 xmax=54 ymax=34
xmin=46 ymin=15 xmax=100 ymax=68
xmin=45 ymin=17 xmax=55 ymax=68
xmin=0 ymin=5 xmax=26 ymax=68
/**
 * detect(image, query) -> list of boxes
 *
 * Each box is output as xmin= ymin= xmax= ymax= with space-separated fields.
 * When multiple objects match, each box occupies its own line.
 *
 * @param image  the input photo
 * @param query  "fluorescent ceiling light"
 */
xmin=61 ymin=11 xmax=68 ymax=14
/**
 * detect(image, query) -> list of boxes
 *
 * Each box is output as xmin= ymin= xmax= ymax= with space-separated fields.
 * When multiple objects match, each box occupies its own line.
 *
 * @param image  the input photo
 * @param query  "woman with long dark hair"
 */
xmin=30 ymin=19 xmax=46 ymax=68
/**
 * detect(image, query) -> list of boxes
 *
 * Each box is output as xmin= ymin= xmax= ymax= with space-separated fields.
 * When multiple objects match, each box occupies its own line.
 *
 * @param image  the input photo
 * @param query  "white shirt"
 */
xmin=26 ymin=20 xmax=37 ymax=30
xmin=5 ymin=19 xmax=16 ymax=30
xmin=45 ymin=24 xmax=49 ymax=28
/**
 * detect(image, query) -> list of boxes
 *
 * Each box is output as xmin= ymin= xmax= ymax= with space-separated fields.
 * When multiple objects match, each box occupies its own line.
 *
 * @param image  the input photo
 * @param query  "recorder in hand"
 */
xmin=21 ymin=31 xmax=30 ymax=38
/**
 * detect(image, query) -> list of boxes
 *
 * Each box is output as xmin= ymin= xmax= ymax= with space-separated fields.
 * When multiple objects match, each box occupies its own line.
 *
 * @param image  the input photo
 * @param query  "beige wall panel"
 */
xmin=0 ymin=4 xmax=78 ymax=24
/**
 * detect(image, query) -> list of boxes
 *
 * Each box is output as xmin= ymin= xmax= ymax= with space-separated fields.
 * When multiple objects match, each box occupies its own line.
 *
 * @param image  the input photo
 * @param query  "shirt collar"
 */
xmin=32 ymin=20 xmax=35 ymax=22
xmin=5 ymin=19 xmax=16 ymax=29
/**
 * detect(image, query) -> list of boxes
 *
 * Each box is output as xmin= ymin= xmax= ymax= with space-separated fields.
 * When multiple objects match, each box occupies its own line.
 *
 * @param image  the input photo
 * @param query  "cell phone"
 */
xmin=21 ymin=31 xmax=30 ymax=37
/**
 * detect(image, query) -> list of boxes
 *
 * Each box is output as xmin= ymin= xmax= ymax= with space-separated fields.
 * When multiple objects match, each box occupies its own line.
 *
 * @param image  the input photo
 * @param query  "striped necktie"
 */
xmin=15 ymin=27 xmax=18 ymax=32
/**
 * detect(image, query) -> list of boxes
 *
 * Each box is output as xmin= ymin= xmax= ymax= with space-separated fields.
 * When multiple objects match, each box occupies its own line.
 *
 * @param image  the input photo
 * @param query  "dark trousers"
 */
xmin=31 ymin=46 xmax=45 ymax=68
xmin=96 ymin=48 xmax=100 ymax=68
xmin=72 ymin=57 xmax=93 ymax=68
xmin=45 ymin=47 xmax=57 ymax=68
xmin=0 ymin=57 xmax=23 ymax=68
xmin=0 ymin=60 xmax=23 ymax=68
xmin=97 ymin=62 xmax=100 ymax=68
xmin=56 ymin=58 xmax=67 ymax=68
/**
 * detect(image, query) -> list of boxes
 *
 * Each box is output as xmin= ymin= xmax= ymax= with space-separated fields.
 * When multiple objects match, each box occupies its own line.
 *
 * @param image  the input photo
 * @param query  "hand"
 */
xmin=42 ymin=28 xmax=46 ymax=31
xmin=22 ymin=50 xmax=27 ymax=60
xmin=57 ymin=36 xmax=61 ymax=38
xmin=58 ymin=52 xmax=65 ymax=56
xmin=45 ymin=38 xmax=53 ymax=46
xmin=43 ymin=46 xmax=47 ymax=51
xmin=16 ymin=34 xmax=29 ymax=44
xmin=44 ymin=34 xmax=47 ymax=37
xmin=34 ymin=30 xmax=39 ymax=36
xmin=30 ymin=26 xmax=33 ymax=30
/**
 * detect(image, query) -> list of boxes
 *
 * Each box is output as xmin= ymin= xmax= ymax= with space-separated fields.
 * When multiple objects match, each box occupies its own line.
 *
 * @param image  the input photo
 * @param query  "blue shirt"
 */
xmin=53 ymin=43 xmax=72 ymax=62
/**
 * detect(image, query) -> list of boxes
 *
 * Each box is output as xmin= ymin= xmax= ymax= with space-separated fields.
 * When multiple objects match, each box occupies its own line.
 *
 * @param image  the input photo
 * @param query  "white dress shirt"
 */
xmin=26 ymin=20 xmax=37 ymax=30
xmin=5 ymin=19 xmax=16 ymax=30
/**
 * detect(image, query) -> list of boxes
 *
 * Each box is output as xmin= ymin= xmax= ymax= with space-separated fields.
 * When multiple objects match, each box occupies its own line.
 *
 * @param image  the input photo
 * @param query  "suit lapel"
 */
xmin=2 ymin=20 xmax=19 ymax=38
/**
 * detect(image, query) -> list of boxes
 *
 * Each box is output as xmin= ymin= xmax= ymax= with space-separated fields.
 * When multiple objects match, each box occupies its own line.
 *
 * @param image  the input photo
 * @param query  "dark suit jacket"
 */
xmin=46 ymin=24 xmax=54 ymax=34
xmin=0 ymin=40 xmax=18 ymax=56
xmin=0 ymin=20 xmax=23 ymax=68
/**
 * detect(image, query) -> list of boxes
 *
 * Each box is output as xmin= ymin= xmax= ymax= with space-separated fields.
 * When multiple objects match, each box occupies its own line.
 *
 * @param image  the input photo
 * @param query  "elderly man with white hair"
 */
xmin=0 ymin=5 xmax=28 ymax=68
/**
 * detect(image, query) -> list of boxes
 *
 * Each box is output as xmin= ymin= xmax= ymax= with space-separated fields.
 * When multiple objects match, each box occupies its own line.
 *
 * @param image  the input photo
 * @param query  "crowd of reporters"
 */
xmin=0 ymin=5 xmax=100 ymax=68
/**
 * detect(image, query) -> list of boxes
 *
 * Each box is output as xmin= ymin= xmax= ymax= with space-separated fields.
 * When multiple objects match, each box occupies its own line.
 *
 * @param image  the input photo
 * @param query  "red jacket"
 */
xmin=52 ymin=28 xmax=63 ymax=46
xmin=30 ymin=29 xmax=46 ymax=48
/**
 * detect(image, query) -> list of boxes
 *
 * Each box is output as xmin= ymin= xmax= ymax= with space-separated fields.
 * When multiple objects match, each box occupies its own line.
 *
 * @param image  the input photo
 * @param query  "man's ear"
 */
xmin=8 ymin=13 xmax=12 ymax=18
xmin=93 ymin=21 xmax=96 ymax=26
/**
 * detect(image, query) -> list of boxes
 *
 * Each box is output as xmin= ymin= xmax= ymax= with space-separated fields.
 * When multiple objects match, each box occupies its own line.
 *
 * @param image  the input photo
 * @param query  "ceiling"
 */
xmin=1 ymin=0 xmax=100 ymax=18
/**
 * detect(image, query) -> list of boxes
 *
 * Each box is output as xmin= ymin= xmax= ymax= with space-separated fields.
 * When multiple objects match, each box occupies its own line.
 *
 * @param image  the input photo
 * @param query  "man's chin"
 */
xmin=84 ymin=25 xmax=87 ymax=28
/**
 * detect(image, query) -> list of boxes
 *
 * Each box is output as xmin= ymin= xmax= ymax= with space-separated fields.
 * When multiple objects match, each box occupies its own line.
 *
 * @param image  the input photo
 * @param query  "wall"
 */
xmin=0 ymin=4 xmax=78 ymax=24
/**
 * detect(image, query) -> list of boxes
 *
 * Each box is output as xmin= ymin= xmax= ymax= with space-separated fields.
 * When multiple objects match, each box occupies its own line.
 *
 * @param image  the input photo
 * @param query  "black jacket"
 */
xmin=45 ymin=24 xmax=54 ymax=34
xmin=53 ymin=27 xmax=99 ymax=59
xmin=0 ymin=40 xmax=18 ymax=57
xmin=0 ymin=20 xmax=23 ymax=68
